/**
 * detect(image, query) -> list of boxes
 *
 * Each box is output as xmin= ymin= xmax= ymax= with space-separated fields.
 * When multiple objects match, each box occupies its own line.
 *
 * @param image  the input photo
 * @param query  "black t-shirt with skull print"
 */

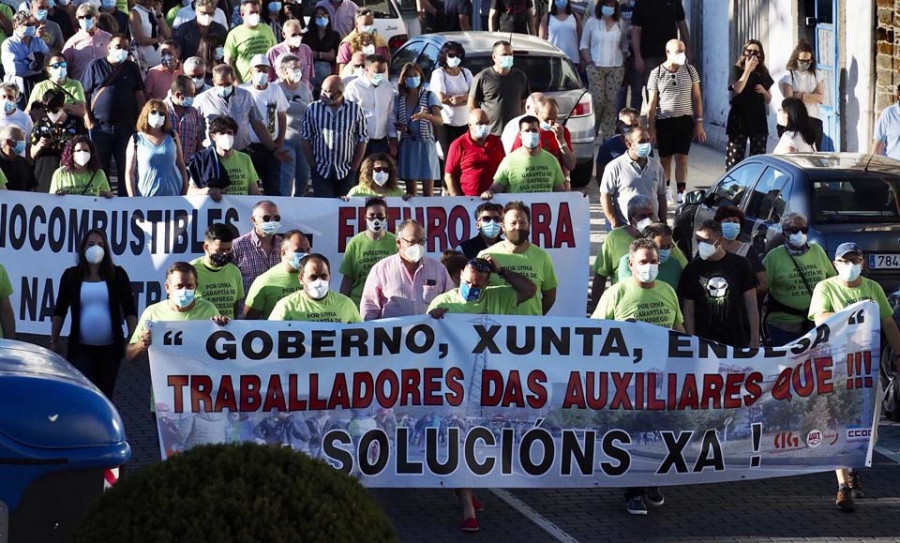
xmin=678 ymin=252 xmax=758 ymax=348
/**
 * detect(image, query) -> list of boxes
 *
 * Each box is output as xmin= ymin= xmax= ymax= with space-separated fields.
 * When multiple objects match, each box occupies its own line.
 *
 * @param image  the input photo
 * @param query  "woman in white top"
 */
xmin=772 ymin=97 xmax=817 ymax=154
xmin=579 ymin=0 xmax=627 ymax=138
xmin=540 ymin=0 xmax=581 ymax=71
xmin=129 ymin=0 xmax=171 ymax=73
xmin=429 ymin=41 xmax=473 ymax=169
xmin=778 ymin=41 xmax=825 ymax=150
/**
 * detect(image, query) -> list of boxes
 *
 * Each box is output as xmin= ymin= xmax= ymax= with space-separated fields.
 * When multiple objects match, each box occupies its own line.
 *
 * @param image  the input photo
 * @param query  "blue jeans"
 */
xmin=616 ymin=56 xmax=644 ymax=113
xmin=765 ymin=323 xmax=803 ymax=347
xmin=90 ymin=123 xmax=135 ymax=196
xmin=280 ymin=138 xmax=311 ymax=197
xmin=311 ymin=169 xmax=355 ymax=198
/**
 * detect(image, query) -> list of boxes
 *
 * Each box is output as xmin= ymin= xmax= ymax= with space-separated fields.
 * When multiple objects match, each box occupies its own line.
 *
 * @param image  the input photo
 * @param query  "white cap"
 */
xmin=250 ymin=54 xmax=270 ymax=68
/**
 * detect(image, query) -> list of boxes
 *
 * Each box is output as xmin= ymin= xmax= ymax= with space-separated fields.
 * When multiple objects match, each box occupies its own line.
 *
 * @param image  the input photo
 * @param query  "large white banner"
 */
xmin=0 ymin=192 xmax=589 ymax=334
xmin=148 ymin=302 xmax=881 ymax=488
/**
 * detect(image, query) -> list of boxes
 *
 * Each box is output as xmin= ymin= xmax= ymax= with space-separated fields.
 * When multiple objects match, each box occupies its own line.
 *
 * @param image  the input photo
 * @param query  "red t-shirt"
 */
xmin=444 ymin=132 xmax=506 ymax=196
xmin=511 ymin=128 xmax=573 ymax=174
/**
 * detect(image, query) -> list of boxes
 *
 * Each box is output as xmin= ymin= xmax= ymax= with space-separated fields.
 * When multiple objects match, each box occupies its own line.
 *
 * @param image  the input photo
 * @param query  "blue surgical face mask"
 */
xmin=290 ymin=251 xmax=307 ymax=270
xmin=216 ymin=85 xmax=234 ymax=98
xmin=721 ymin=221 xmax=741 ymax=240
xmin=635 ymin=142 xmax=652 ymax=158
xmin=405 ymin=76 xmax=420 ymax=88
xmin=13 ymin=140 xmax=26 ymax=156
xmin=110 ymin=48 xmax=129 ymax=63
xmin=497 ymin=55 xmax=514 ymax=69
xmin=79 ymin=16 xmax=95 ymax=30
xmin=268 ymin=1 xmax=281 ymax=11
xmin=554 ymin=0 xmax=566 ymax=8
xmin=539 ymin=121 xmax=552 ymax=131
xmin=315 ymin=16 xmax=329 ymax=27
xmin=601 ymin=5 xmax=615 ymax=16
xmin=181 ymin=95 xmax=194 ymax=107
xmin=101 ymin=0 xmax=117 ymax=7
xmin=459 ymin=282 xmax=482 ymax=302
xmin=23 ymin=25 xmax=36 ymax=37
xmin=370 ymin=72 xmax=385 ymax=86
xmin=480 ymin=220 xmax=500 ymax=239
xmin=1 ymin=100 xmax=15 ymax=114
xmin=35 ymin=10 xmax=48 ymax=21
xmin=171 ymin=288 xmax=195 ymax=308
xmin=51 ymin=66 xmax=67 ymax=80
xmin=521 ymin=131 xmax=540 ymax=149
xmin=473 ymin=124 xmax=491 ymax=139
xmin=658 ymin=248 xmax=671 ymax=263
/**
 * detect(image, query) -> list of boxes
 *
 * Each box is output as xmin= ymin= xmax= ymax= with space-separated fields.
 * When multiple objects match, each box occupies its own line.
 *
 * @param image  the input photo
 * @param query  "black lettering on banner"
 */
xmin=208 ymin=330 xmax=237 ymax=360
xmin=20 ymin=276 xmax=55 ymax=322
xmin=519 ymin=428 xmax=554 ymax=476
xmin=358 ymin=429 xmax=389 ymax=476
xmin=600 ymin=430 xmax=631 ymax=476
xmin=693 ymin=429 xmax=725 ymax=472
xmin=426 ymin=427 xmax=459 ymax=475
xmin=396 ymin=427 xmax=424 ymax=474
xmin=406 ymin=324 xmax=435 ymax=354
xmin=464 ymin=427 xmax=496 ymax=476
xmin=373 ymin=327 xmax=402 ymax=356
xmin=599 ymin=327 xmax=628 ymax=357
xmin=561 ymin=430 xmax=595 ymax=476
xmin=573 ymin=326 xmax=603 ymax=355
xmin=657 ymin=431 xmax=693 ymax=474
xmin=323 ymin=430 xmax=353 ymax=474
xmin=473 ymin=325 xmax=501 ymax=354
xmin=501 ymin=427 xmax=514 ymax=474
xmin=243 ymin=330 xmax=274 ymax=360
xmin=311 ymin=330 xmax=336 ymax=358
xmin=278 ymin=330 xmax=305 ymax=358
xmin=542 ymin=326 xmax=570 ymax=355
xmin=668 ymin=330 xmax=693 ymax=358
xmin=508 ymin=326 xmax=535 ymax=355
xmin=28 ymin=205 xmax=45 ymax=251
xmin=341 ymin=328 xmax=369 ymax=357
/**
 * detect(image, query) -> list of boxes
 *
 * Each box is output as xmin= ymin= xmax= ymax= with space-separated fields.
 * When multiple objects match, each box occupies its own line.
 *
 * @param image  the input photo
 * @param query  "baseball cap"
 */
xmin=834 ymin=242 xmax=862 ymax=260
xmin=250 ymin=54 xmax=270 ymax=68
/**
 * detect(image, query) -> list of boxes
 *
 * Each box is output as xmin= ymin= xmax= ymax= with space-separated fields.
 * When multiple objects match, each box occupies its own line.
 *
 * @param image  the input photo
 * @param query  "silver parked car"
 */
xmin=390 ymin=31 xmax=595 ymax=187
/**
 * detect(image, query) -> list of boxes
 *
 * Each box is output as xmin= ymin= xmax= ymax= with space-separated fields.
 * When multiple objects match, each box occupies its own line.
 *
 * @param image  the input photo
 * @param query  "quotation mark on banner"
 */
xmin=847 ymin=309 xmax=866 ymax=325
xmin=163 ymin=331 xmax=184 ymax=346
xmin=846 ymin=351 xmax=873 ymax=389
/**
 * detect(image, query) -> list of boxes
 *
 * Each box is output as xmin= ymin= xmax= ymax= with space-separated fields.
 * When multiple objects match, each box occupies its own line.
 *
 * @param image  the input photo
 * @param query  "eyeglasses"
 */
xmin=838 ymin=257 xmax=864 ymax=265
xmin=400 ymin=237 xmax=425 ymax=245
xmin=261 ymin=214 xmax=281 ymax=222
xmin=784 ymin=226 xmax=809 ymax=235
xmin=467 ymin=258 xmax=491 ymax=273
xmin=372 ymin=166 xmax=390 ymax=172
xmin=479 ymin=216 xmax=500 ymax=223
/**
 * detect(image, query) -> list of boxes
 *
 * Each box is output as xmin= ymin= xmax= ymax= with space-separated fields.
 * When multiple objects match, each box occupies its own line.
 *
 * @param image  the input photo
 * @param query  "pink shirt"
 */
xmin=360 ymin=253 xmax=453 ymax=320
xmin=144 ymin=65 xmax=184 ymax=100
xmin=314 ymin=0 xmax=359 ymax=37
xmin=266 ymin=42 xmax=315 ymax=84
xmin=62 ymin=29 xmax=112 ymax=81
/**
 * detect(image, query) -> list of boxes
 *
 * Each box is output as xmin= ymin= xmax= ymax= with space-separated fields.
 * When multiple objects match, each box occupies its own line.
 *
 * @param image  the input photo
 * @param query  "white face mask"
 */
xmin=252 ymin=72 xmax=268 ymax=87
xmin=788 ymin=232 xmax=807 ymax=247
xmin=305 ymin=278 xmax=329 ymax=299
xmin=73 ymin=150 xmax=92 ymax=166
xmin=362 ymin=44 xmax=375 ymax=55
xmin=216 ymin=134 xmax=235 ymax=151
xmin=244 ymin=12 xmax=261 ymax=26
xmin=836 ymin=261 xmax=862 ymax=282
xmin=635 ymin=263 xmax=659 ymax=283
xmin=85 ymin=244 xmax=104 ymax=264
xmin=289 ymin=69 xmax=303 ymax=83
xmin=403 ymin=244 xmax=424 ymax=263
xmin=48 ymin=109 xmax=65 ymax=123
xmin=372 ymin=170 xmax=389 ymax=186
xmin=196 ymin=13 xmax=213 ymax=26
xmin=288 ymin=35 xmax=302 ymax=48
xmin=635 ymin=217 xmax=653 ymax=232
xmin=446 ymin=56 xmax=461 ymax=68
xmin=698 ymin=241 xmax=718 ymax=260
xmin=672 ymin=52 xmax=686 ymax=65
xmin=148 ymin=111 xmax=165 ymax=128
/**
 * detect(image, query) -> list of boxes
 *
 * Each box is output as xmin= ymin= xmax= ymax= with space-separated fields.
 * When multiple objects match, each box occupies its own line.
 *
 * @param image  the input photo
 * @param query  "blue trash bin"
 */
xmin=0 ymin=339 xmax=131 ymax=542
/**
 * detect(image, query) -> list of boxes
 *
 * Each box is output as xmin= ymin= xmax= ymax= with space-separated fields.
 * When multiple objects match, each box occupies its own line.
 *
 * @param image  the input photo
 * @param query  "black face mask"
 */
xmin=505 ymin=229 xmax=530 ymax=245
xmin=209 ymin=252 xmax=233 ymax=267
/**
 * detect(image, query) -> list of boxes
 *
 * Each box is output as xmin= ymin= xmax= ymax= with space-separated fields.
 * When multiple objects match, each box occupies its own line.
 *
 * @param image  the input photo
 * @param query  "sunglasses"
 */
xmin=479 ymin=216 xmax=500 ymax=223
xmin=261 ymin=214 xmax=281 ymax=222
xmin=49 ymin=62 xmax=67 ymax=69
xmin=372 ymin=166 xmax=390 ymax=172
xmin=149 ymin=110 xmax=164 ymax=115
xmin=77 ymin=15 xmax=93 ymax=19
xmin=784 ymin=226 xmax=809 ymax=235
xmin=744 ymin=49 xmax=760 ymax=57
xmin=467 ymin=259 xmax=491 ymax=273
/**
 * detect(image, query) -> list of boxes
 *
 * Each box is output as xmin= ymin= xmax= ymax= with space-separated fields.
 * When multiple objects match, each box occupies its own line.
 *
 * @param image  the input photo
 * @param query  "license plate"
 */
xmin=868 ymin=253 xmax=900 ymax=269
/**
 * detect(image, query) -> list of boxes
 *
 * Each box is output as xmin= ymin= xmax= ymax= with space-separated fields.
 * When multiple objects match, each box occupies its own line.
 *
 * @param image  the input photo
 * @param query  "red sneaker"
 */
xmin=460 ymin=517 xmax=480 ymax=532
xmin=472 ymin=496 xmax=484 ymax=512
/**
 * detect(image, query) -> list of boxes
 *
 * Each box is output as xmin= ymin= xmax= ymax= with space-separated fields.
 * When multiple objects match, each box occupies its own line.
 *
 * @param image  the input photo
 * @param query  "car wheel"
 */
xmin=571 ymin=160 xmax=593 ymax=188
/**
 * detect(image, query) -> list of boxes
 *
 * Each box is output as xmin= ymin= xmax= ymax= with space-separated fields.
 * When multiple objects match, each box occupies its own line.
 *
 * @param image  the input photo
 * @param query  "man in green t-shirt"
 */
xmin=0 ymin=263 xmax=15 ymax=339
xmin=339 ymin=197 xmax=398 ymax=308
xmin=808 ymin=242 xmax=900 ymax=513
xmin=481 ymin=115 xmax=567 ymax=197
xmin=243 ymin=229 xmax=311 ymax=319
xmin=428 ymin=256 xmax=536 ymax=316
xmin=591 ymin=195 xmax=689 ymax=310
xmin=126 ymin=261 xmax=228 ymax=362
xmin=224 ymin=0 xmax=277 ymax=83
xmin=189 ymin=116 xmax=262 ymax=200
xmin=26 ymin=52 xmax=87 ymax=118
xmin=594 ymin=237 xmax=684 ymax=516
xmin=190 ymin=223 xmax=245 ymax=319
xmin=616 ymin=222 xmax=684 ymax=291
xmin=269 ymin=253 xmax=361 ymax=323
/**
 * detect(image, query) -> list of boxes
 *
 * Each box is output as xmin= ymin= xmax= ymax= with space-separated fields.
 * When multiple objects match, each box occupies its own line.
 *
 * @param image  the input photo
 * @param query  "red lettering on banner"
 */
xmin=376 ymin=369 xmax=400 ymax=406
xmin=531 ymin=203 xmax=552 ymax=248
xmin=215 ymin=375 xmax=237 ymax=412
xmin=400 ymin=369 xmax=422 ymax=406
xmin=647 ymin=372 xmax=664 ymax=410
xmin=263 ymin=374 xmax=287 ymax=412
xmin=445 ymin=367 xmax=464 ymax=406
xmin=425 ymin=208 xmax=448 ymax=252
xmin=191 ymin=375 xmax=213 ymax=412
xmin=723 ymin=373 xmax=744 ymax=409
xmin=554 ymin=202 xmax=575 ymax=248
xmin=481 ymin=369 xmax=503 ymax=406
xmin=678 ymin=374 xmax=699 ymax=410
xmin=744 ymin=372 xmax=763 ymax=405
xmin=337 ymin=207 xmax=356 ymax=252
xmin=329 ymin=373 xmax=350 ymax=409
xmin=814 ymin=357 xmax=834 ymax=394
xmin=353 ymin=371 xmax=374 ymax=408
xmin=240 ymin=375 xmax=262 ymax=411
xmin=288 ymin=374 xmax=307 ymax=410
xmin=423 ymin=367 xmax=443 ymax=406
xmin=700 ymin=374 xmax=723 ymax=409
xmin=168 ymin=375 xmax=189 ymax=412
xmin=527 ymin=370 xmax=548 ymax=409
xmin=586 ymin=371 xmax=608 ymax=409
xmin=562 ymin=371 xmax=585 ymax=409
xmin=308 ymin=374 xmax=327 ymax=410
xmin=447 ymin=206 xmax=471 ymax=248
xmin=610 ymin=372 xmax=633 ymax=410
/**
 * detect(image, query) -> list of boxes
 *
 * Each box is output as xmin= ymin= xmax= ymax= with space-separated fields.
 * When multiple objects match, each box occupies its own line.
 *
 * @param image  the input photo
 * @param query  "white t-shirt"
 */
xmin=429 ymin=67 xmax=473 ymax=127
xmin=173 ymin=5 xmax=229 ymax=29
xmin=0 ymin=109 xmax=33 ymax=137
xmin=501 ymin=113 xmax=525 ymax=153
xmin=240 ymin=83 xmax=289 ymax=143
xmin=773 ymin=130 xmax=816 ymax=154
xmin=780 ymin=69 xmax=825 ymax=119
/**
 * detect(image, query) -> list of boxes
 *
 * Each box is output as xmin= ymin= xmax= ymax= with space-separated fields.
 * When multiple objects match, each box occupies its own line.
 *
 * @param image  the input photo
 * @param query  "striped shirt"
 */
xmin=164 ymin=97 xmax=204 ymax=162
xmin=232 ymin=229 xmax=283 ymax=304
xmin=300 ymin=99 xmax=368 ymax=179
xmin=648 ymin=63 xmax=700 ymax=119
xmin=193 ymin=85 xmax=262 ymax=151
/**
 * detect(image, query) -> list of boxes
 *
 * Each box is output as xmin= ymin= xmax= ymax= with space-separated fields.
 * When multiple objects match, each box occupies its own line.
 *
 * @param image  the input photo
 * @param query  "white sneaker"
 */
xmin=676 ymin=192 xmax=684 ymax=204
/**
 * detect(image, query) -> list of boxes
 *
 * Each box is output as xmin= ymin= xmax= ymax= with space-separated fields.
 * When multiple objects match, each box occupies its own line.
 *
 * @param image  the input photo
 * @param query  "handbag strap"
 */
xmin=80 ymin=170 xmax=99 ymax=195
xmin=786 ymin=248 xmax=814 ymax=296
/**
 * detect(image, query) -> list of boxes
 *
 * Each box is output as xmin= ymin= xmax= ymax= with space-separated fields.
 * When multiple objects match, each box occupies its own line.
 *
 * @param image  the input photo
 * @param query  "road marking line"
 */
xmin=875 ymin=445 xmax=900 ymax=464
xmin=489 ymin=489 xmax=581 ymax=543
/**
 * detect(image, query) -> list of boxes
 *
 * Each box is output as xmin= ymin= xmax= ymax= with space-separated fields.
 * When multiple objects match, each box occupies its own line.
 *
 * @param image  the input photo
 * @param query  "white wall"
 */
xmin=844 ymin=2 xmax=874 ymax=152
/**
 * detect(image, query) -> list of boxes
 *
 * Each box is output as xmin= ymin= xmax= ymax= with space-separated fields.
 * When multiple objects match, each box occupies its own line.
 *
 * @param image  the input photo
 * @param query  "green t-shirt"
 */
xmin=28 ymin=78 xmax=86 ymax=108
xmin=220 ymin=151 xmax=258 ymax=195
xmin=808 ymin=276 xmax=892 ymax=322
xmin=493 ymin=149 xmax=566 ymax=193
xmin=48 ymin=168 xmax=111 ymax=196
xmin=244 ymin=264 xmax=302 ymax=319
xmin=0 ymin=168 xmax=7 ymax=189
xmin=346 ymin=185 xmax=406 ymax=197
xmin=427 ymin=286 xmax=519 ymax=315
xmin=190 ymin=257 xmax=245 ymax=319
xmin=592 ymin=226 xmax=688 ymax=280
xmin=764 ymin=244 xmax=836 ymax=324
xmin=269 ymin=291 xmax=362 ymax=323
xmin=592 ymin=278 xmax=683 ymax=328
xmin=617 ymin=253 xmax=683 ymax=290
xmin=224 ymin=24 xmax=277 ymax=83
xmin=0 ymin=264 xmax=12 ymax=339
xmin=339 ymin=231 xmax=397 ymax=307
xmin=478 ymin=242 xmax=557 ymax=316
xmin=165 ymin=5 xmax=180 ymax=27
xmin=0 ymin=5 xmax=12 ymax=42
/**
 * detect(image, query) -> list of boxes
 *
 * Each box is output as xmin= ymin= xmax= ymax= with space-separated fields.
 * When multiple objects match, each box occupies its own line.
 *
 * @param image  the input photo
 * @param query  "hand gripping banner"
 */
xmin=148 ymin=302 xmax=881 ymax=488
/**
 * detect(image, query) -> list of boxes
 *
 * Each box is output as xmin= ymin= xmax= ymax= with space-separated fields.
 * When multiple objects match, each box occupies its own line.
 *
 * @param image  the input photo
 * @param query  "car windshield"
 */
xmin=463 ymin=55 xmax=582 ymax=92
xmin=810 ymin=176 xmax=900 ymax=223
xmin=300 ymin=0 xmax=397 ymax=18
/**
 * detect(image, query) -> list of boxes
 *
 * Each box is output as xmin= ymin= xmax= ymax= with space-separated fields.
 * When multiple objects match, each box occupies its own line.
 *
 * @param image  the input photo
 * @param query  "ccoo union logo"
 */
xmin=846 ymin=428 xmax=872 ymax=442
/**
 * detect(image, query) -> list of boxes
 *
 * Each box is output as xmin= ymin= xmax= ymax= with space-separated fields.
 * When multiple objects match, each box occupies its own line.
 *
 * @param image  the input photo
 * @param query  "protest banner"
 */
xmin=0 ymin=192 xmax=589 ymax=334
xmin=148 ymin=302 xmax=881 ymax=488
